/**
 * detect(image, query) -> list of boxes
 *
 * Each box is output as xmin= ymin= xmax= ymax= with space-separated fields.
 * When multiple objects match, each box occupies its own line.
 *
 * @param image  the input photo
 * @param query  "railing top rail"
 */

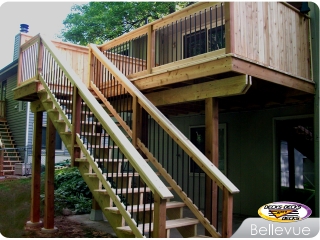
xmin=90 ymin=43 xmax=239 ymax=194
xmin=99 ymin=1 xmax=222 ymax=51
xmin=39 ymin=34 xmax=173 ymax=200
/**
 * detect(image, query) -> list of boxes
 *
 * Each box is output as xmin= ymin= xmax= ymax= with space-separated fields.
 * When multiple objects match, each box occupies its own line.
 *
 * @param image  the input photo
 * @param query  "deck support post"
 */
xmin=222 ymin=187 xmax=233 ymax=238
xmin=26 ymin=111 xmax=43 ymax=227
xmin=71 ymin=86 xmax=81 ymax=167
xmin=153 ymin=193 xmax=167 ymax=238
xmin=42 ymin=118 xmax=58 ymax=233
xmin=205 ymin=97 xmax=219 ymax=234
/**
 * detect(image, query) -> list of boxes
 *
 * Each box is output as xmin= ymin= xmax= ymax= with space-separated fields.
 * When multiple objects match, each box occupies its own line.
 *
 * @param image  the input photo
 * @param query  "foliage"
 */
xmin=60 ymin=2 xmax=193 ymax=45
xmin=50 ymin=167 xmax=92 ymax=214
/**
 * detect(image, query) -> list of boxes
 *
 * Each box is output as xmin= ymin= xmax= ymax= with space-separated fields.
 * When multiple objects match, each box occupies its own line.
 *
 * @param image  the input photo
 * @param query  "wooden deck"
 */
xmin=14 ymin=2 xmax=314 ymax=116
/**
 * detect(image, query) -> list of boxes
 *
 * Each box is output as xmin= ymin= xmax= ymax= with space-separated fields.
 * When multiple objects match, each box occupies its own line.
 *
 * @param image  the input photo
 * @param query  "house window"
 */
xmin=189 ymin=124 xmax=226 ymax=175
xmin=41 ymin=126 xmax=63 ymax=150
xmin=183 ymin=29 xmax=207 ymax=58
xmin=18 ymin=101 xmax=24 ymax=112
xmin=208 ymin=25 xmax=225 ymax=51
xmin=183 ymin=26 xmax=225 ymax=59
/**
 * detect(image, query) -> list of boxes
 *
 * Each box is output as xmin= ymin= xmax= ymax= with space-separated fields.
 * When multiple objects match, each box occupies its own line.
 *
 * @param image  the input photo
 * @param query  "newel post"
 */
xmin=153 ymin=193 xmax=167 ymax=238
xmin=36 ymin=38 xmax=44 ymax=80
xmin=86 ymin=48 xmax=94 ymax=88
xmin=222 ymin=187 xmax=233 ymax=238
xmin=147 ymin=25 xmax=154 ymax=74
xmin=132 ymin=96 xmax=141 ymax=148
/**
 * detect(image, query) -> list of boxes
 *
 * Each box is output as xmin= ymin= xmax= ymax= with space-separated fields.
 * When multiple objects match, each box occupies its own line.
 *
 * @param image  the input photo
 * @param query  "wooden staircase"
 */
xmin=16 ymin=34 xmax=239 ymax=237
xmin=37 ymin=83 xmax=203 ymax=237
xmin=0 ymin=120 xmax=22 ymax=176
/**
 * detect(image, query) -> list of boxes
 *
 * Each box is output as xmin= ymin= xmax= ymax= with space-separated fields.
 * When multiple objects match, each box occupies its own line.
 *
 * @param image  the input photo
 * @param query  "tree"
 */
xmin=60 ymin=2 xmax=193 ymax=45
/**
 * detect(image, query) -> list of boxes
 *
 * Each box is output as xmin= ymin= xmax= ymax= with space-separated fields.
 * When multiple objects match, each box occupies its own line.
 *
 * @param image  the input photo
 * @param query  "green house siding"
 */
xmin=6 ymin=74 xmax=27 ymax=148
xmin=169 ymin=103 xmax=314 ymax=216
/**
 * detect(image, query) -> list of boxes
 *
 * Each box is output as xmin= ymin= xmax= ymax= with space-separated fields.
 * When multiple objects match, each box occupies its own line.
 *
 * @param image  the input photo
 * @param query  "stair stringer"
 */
xmin=37 ymin=89 xmax=145 ymax=238
xmin=90 ymin=80 xmax=221 ymax=238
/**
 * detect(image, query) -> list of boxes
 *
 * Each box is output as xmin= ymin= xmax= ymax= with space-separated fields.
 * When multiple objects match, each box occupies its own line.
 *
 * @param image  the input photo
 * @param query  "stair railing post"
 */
xmin=26 ymin=111 xmax=43 ymax=227
xmin=86 ymin=48 xmax=93 ymax=88
xmin=71 ymin=86 xmax=82 ymax=167
xmin=222 ymin=187 xmax=233 ymax=238
xmin=153 ymin=192 xmax=167 ymax=238
xmin=36 ymin=37 xmax=44 ymax=80
xmin=132 ymin=96 xmax=141 ymax=148
xmin=147 ymin=25 xmax=154 ymax=74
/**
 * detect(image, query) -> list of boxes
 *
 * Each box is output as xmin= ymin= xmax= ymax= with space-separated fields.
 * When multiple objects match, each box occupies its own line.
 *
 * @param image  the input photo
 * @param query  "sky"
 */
xmin=0 ymin=1 xmax=87 ymax=69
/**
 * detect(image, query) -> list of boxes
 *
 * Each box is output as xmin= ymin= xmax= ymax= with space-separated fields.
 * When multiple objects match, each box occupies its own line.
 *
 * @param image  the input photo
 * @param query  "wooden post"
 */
xmin=222 ymin=187 xmax=233 ymax=238
xmin=224 ymin=2 xmax=234 ymax=54
xmin=132 ymin=96 xmax=141 ymax=148
xmin=71 ymin=86 xmax=81 ymax=167
xmin=87 ymin=48 xmax=94 ymax=88
xmin=17 ymin=42 xmax=23 ymax=86
xmin=42 ymin=118 xmax=58 ymax=233
xmin=205 ymin=98 xmax=219 ymax=231
xmin=26 ymin=111 xmax=43 ymax=227
xmin=152 ymin=193 xmax=167 ymax=238
xmin=147 ymin=25 xmax=153 ymax=74
xmin=36 ymin=38 xmax=44 ymax=80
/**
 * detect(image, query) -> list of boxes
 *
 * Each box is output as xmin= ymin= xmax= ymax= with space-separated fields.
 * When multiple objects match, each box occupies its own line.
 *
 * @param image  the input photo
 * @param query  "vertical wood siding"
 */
xmin=231 ymin=2 xmax=311 ymax=80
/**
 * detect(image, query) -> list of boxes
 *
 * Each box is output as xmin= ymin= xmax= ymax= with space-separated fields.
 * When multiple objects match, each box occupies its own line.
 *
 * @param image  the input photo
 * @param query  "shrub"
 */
xmin=42 ymin=167 xmax=92 ymax=215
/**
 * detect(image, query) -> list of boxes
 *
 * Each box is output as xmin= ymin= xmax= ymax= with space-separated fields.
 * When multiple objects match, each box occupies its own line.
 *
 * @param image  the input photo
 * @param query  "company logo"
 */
xmin=258 ymin=201 xmax=312 ymax=223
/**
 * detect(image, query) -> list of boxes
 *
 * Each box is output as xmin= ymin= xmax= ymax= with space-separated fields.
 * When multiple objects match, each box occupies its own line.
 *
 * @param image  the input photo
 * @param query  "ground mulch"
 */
xmin=23 ymin=216 xmax=113 ymax=238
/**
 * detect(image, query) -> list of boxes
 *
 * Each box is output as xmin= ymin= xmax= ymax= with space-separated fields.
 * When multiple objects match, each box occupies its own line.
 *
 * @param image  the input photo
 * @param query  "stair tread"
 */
xmin=106 ymin=201 xmax=186 ymax=214
xmin=117 ymin=217 xmax=199 ymax=233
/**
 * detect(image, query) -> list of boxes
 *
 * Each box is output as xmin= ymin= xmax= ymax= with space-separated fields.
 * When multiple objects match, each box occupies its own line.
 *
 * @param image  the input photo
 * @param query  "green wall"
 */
xmin=169 ymin=103 xmax=313 ymax=216
xmin=5 ymin=74 xmax=27 ymax=149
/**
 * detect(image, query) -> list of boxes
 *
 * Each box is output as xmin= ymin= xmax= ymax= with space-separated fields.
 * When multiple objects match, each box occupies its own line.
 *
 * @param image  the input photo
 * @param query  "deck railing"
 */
xmin=99 ymin=2 xmax=226 ymax=78
xmin=99 ymin=2 xmax=311 ymax=81
xmin=17 ymin=34 xmax=89 ymax=86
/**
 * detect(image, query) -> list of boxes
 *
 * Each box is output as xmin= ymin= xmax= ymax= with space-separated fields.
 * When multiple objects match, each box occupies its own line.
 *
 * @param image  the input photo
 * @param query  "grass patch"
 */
xmin=0 ymin=178 xmax=32 ymax=238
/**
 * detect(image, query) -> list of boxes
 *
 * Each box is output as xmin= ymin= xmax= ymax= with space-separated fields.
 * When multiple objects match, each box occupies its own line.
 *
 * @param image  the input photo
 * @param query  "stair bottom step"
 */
xmin=117 ymin=217 xmax=199 ymax=235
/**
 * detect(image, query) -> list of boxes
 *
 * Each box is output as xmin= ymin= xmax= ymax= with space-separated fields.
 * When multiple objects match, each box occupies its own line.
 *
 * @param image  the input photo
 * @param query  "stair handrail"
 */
xmin=89 ymin=43 xmax=239 ymax=195
xmin=37 ymin=34 xmax=173 ymax=201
